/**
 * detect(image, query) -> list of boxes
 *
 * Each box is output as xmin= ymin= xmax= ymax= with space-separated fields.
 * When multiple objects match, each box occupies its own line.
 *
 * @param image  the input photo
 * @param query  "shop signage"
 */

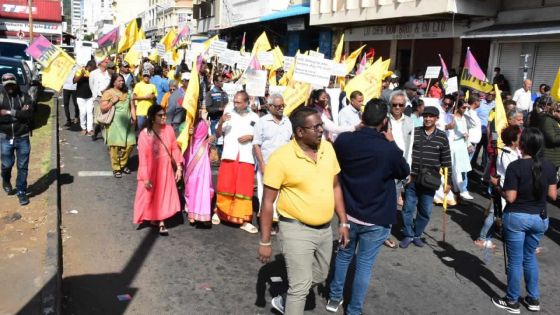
xmin=346 ymin=21 xmax=474 ymax=41
xmin=287 ymin=18 xmax=305 ymax=31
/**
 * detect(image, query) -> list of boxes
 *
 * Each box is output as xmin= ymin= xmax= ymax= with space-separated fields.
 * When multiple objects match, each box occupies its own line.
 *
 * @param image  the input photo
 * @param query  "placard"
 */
xmin=132 ymin=39 xmax=151 ymax=53
xmin=156 ymin=43 xmax=165 ymax=56
xmin=268 ymin=86 xmax=286 ymax=96
xmin=75 ymin=45 xmax=92 ymax=66
xmin=331 ymin=63 xmax=347 ymax=77
xmin=209 ymin=40 xmax=228 ymax=57
xmin=245 ymin=69 xmax=267 ymax=97
xmin=283 ymin=56 xmax=295 ymax=71
xmin=293 ymin=55 xmax=333 ymax=87
xmin=257 ymin=51 xmax=274 ymax=66
xmin=424 ymin=66 xmax=442 ymax=79
xmin=309 ymin=50 xmax=324 ymax=59
xmin=190 ymin=42 xmax=206 ymax=54
xmin=222 ymin=83 xmax=243 ymax=107
xmin=219 ymin=49 xmax=239 ymax=67
xmin=326 ymin=88 xmax=341 ymax=125
xmin=236 ymin=54 xmax=251 ymax=71
xmin=445 ymin=76 xmax=458 ymax=94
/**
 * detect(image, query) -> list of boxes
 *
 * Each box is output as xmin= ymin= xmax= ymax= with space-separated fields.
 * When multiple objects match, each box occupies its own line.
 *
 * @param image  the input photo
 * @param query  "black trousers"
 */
xmin=63 ymin=89 xmax=79 ymax=122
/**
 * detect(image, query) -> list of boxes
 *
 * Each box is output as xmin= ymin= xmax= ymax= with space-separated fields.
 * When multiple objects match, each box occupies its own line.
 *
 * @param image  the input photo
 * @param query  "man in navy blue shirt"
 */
xmin=326 ymin=98 xmax=410 ymax=314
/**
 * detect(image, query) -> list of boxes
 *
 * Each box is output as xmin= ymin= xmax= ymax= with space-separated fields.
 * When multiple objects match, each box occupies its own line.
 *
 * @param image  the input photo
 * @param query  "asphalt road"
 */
xmin=59 ymin=115 xmax=560 ymax=314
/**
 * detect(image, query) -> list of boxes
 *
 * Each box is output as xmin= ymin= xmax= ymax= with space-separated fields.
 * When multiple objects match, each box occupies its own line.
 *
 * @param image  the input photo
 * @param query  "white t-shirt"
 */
xmin=464 ymin=107 xmax=482 ymax=144
xmin=513 ymin=88 xmax=532 ymax=111
xmin=389 ymin=114 xmax=406 ymax=152
xmin=221 ymin=110 xmax=259 ymax=164
xmin=89 ymin=68 xmax=111 ymax=98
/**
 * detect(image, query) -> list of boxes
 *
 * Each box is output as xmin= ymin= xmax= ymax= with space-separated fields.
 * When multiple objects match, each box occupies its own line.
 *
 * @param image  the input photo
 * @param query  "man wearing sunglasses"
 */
xmin=253 ymin=95 xmax=293 ymax=233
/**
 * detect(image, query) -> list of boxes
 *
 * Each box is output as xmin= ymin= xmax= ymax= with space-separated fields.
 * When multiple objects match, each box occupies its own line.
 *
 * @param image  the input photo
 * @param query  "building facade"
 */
xmin=71 ymin=0 xmax=82 ymax=36
xmin=0 ymin=0 xmax=63 ymax=42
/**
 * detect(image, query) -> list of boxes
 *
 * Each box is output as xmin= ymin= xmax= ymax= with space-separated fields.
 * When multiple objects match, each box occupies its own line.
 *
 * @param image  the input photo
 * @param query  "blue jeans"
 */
xmin=503 ymin=212 xmax=549 ymax=301
xmin=1 ymin=136 xmax=31 ymax=194
xmin=479 ymin=203 xmax=495 ymax=240
xmin=329 ymin=222 xmax=390 ymax=315
xmin=136 ymin=115 xmax=146 ymax=130
xmin=209 ymin=118 xmax=223 ymax=157
xmin=401 ymin=181 xmax=436 ymax=238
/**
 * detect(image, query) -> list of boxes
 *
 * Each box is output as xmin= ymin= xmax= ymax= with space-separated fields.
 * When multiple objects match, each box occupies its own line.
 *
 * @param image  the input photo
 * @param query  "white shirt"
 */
xmin=221 ymin=110 xmax=259 ymax=164
xmin=89 ymin=68 xmax=111 ymax=98
xmin=497 ymin=147 xmax=520 ymax=184
xmin=464 ymin=107 xmax=482 ymax=144
xmin=513 ymin=88 xmax=532 ymax=111
xmin=63 ymin=66 xmax=78 ymax=90
xmin=338 ymin=105 xmax=361 ymax=127
xmin=389 ymin=114 xmax=406 ymax=152
xmin=252 ymin=114 xmax=292 ymax=163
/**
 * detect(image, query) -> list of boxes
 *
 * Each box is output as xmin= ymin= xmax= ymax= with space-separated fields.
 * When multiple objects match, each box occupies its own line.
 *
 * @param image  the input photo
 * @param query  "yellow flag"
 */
xmin=334 ymin=34 xmax=344 ymax=63
xmin=344 ymin=45 xmax=366 ymax=75
xmin=268 ymin=70 xmax=277 ymax=86
xmin=551 ymin=67 xmax=560 ymax=102
xmin=344 ymin=57 xmax=388 ymax=102
xmin=176 ymin=58 xmax=200 ymax=153
xmin=42 ymin=50 xmax=76 ymax=91
xmin=124 ymin=48 xmax=142 ymax=66
xmin=203 ymin=35 xmax=219 ymax=51
xmin=283 ymin=82 xmax=311 ymax=116
xmin=138 ymin=29 xmax=146 ymax=40
xmin=251 ymin=32 xmax=272 ymax=56
xmin=494 ymin=84 xmax=507 ymax=150
xmin=271 ymin=46 xmax=284 ymax=70
xmin=160 ymin=28 xmax=178 ymax=52
xmin=148 ymin=48 xmax=158 ymax=62
xmin=279 ymin=61 xmax=295 ymax=86
xmin=118 ymin=19 xmax=140 ymax=53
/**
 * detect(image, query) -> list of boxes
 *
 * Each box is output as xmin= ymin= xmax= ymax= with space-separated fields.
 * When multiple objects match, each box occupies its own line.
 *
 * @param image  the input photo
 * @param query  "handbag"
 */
xmin=95 ymin=96 xmax=116 ymax=125
xmin=414 ymin=131 xmax=442 ymax=191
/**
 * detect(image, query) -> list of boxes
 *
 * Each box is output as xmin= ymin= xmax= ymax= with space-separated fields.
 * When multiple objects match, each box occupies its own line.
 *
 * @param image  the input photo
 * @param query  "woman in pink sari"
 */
xmin=183 ymin=110 xmax=214 ymax=224
xmin=133 ymin=105 xmax=183 ymax=235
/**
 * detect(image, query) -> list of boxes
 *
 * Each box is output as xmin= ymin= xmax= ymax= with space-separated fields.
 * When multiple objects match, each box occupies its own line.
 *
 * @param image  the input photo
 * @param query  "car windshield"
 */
xmin=0 ymin=64 xmax=26 ymax=85
xmin=0 ymin=43 xmax=29 ymax=60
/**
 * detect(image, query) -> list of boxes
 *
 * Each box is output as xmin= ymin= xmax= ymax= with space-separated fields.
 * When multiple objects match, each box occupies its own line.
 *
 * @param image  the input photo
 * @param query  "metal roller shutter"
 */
xmin=532 ymin=42 xmax=560 ymax=93
xmin=497 ymin=43 xmax=522 ymax=92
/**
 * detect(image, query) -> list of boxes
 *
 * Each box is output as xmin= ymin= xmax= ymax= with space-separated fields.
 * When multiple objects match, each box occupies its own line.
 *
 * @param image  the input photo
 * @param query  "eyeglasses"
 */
xmin=302 ymin=123 xmax=324 ymax=132
xmin=392 ymin=103 xmax=405 ymax=108
xmin=271 ymin=104 xmax=285 ymax=109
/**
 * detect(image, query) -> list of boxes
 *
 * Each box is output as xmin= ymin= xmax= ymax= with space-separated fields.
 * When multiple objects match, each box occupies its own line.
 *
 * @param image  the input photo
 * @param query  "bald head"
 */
xmin=523 ymin=79 xmax=532 ymax=91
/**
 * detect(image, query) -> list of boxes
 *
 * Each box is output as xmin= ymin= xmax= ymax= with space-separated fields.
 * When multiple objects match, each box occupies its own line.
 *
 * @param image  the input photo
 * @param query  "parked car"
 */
xmin=0 ymin=38 xmax=36 ymax=73
xmin=0 ymin=57 xmax=40 ymax=105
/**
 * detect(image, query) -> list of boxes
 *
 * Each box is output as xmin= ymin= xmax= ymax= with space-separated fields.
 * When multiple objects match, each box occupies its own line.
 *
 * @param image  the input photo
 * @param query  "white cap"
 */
xmin=181 ymin=72 xmax=191 ymax=81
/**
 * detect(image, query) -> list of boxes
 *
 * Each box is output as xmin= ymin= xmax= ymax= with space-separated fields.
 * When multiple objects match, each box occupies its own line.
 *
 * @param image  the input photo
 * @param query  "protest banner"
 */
xmin=156 ymin=43 xmax=166 ymax=57
xmin=218 ymin=49 xmax=238 ymax=67
xmin=460 ymin=69 xmax=493 ymax=93
xmin=209 ymin=40 xmax=228 ymax=57
xmin=293 ymin=55 xmax=333 ymax=87
xmin=257 ymin=51 xmax=274 ymax=66
xmin=75 ymin=45 xmax=92 ymax=66
xmin=222 ymin=83 xmax=243 ymax=107
xmin=424 ymin=66 xmax=442 ymax=79
xmin=25 ymin=35 xmax=59 ymax=67
xmin=445 ymin=76 xmax=458 ymax=94
xmin=283 ymin=56 xmax=295 ymax=71
xmin=283 ymin=82 xmax=311 ymax=116
xmin=245 ymin=69 xmax=267 ymax=97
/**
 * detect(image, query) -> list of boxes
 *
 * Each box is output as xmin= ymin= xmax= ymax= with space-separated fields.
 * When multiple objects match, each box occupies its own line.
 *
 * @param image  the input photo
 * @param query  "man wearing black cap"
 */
xmin=0 ymin=73 xmax=33 ymax=205
xmin=120 ymin=61 xmax=136 ymax=90
xmin=400 ymin=106 xmax=452 ymax=248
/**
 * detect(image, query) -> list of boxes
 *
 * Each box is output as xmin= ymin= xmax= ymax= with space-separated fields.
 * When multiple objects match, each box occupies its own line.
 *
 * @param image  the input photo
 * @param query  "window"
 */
xmin=0 ymin=43 xmax=29 ymax=60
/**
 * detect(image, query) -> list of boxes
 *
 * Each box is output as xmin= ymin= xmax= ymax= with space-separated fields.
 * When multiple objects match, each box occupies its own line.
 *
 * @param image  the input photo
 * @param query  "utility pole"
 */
xmin=28 ymin=0 xmax=33 ymax=42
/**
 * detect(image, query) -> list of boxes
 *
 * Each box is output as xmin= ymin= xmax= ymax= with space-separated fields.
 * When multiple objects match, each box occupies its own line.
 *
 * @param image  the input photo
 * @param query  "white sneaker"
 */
xmin=460 ymin=192 xmax=474 ymax=200
xmin=271 ymin=295 xmax=285 ymax=314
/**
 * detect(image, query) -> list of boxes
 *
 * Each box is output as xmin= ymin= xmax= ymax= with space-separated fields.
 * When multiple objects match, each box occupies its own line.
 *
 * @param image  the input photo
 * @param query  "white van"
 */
xmin=0 ymin=38 xmax=35 ymax=72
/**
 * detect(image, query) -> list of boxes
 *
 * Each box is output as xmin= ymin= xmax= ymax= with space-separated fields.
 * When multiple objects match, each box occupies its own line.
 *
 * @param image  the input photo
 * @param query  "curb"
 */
xmin=41 ymin=93 xmax=62 ymax=315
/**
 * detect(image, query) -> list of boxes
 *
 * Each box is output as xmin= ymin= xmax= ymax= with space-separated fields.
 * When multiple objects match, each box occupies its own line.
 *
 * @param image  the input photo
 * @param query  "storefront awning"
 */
xmin=461 ymin=22 xmax=560 ymax=38
xmin=259 ymin=4 xmax=310 ymax=22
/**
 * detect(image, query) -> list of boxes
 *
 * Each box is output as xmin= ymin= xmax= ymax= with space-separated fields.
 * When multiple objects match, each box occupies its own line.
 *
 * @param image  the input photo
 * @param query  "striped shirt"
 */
xmin=410 ymin=127 xmax=452 ymax=178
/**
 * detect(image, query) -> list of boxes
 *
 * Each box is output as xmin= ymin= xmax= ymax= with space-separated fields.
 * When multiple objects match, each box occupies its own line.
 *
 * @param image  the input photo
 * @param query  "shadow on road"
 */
xmin=60 ymin=230 xmax=159 ymax=314
xmin=28 ymin=169 xmax=73 ymax=198
xmin=432 ymin=241 xmax=506 ymax=298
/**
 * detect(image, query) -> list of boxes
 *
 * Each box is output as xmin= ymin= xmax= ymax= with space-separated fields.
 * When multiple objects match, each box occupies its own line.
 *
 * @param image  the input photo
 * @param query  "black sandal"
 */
xmin=159 ymin=225 xmax=169 ymax=236
xmin=113 ymin=170 xmax=122 ymax=178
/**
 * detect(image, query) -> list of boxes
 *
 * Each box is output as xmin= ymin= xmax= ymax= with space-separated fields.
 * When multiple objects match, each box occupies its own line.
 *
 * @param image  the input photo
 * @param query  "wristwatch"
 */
xmin=340 ymin=223 xmax=350 ymax=229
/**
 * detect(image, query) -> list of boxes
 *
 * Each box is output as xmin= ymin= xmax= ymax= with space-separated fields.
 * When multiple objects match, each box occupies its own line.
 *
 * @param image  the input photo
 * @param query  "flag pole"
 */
xmin=442 ymin=167 xmax=449 ymax=243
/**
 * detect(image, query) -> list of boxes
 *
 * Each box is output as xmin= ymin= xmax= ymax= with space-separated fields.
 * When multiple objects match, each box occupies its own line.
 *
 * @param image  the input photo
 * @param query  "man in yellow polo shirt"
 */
xmin=133 ymin=70 xmax=157 ymax=129
xmin=258 ymin=106 xmax=350 ymax=315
